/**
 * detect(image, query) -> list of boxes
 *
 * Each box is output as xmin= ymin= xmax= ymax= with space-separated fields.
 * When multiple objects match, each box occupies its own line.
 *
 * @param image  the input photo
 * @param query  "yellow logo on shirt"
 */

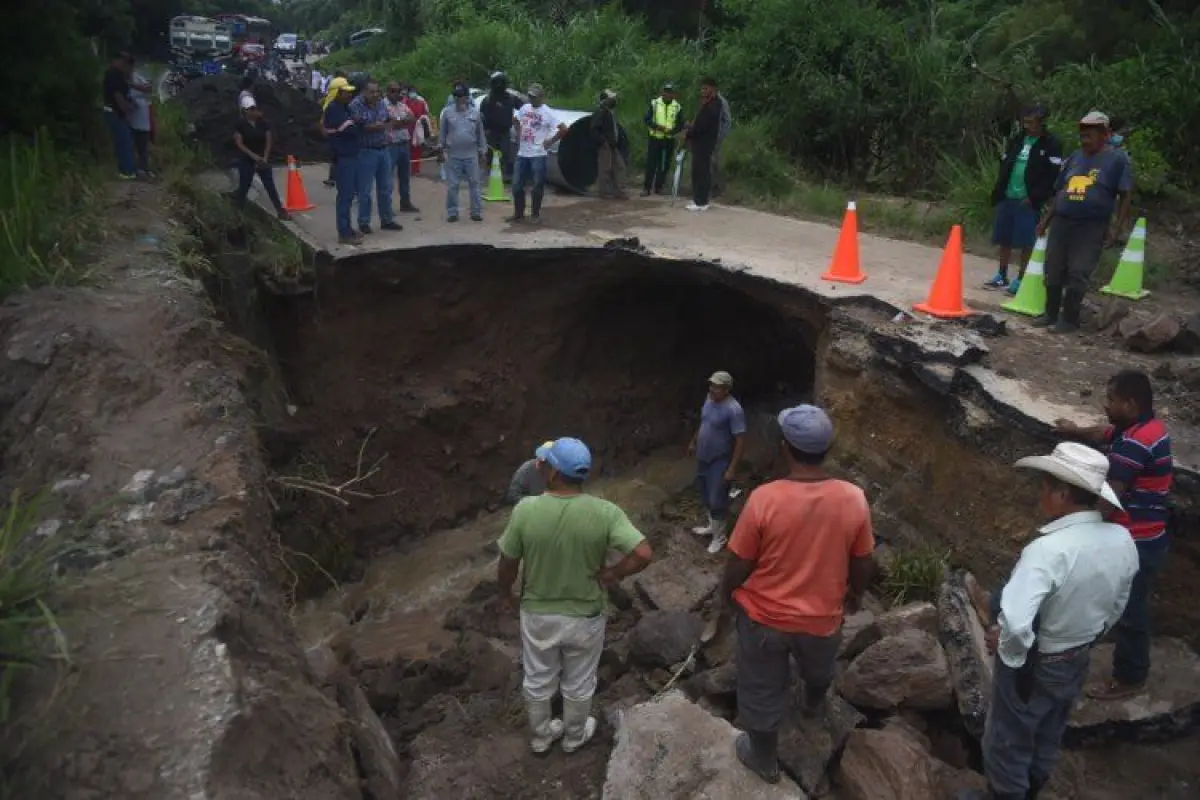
xmin=1066 ymin=169 xmax=1099 ymax=201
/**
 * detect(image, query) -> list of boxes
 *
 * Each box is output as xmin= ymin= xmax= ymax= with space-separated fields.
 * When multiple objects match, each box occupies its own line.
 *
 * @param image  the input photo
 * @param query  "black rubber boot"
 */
xmin=1055 ymin=289 xmax=1084 ymax=333
xmin=1027 ymin=774 xmax=1049 ymax=799
xmin=1033 ymin=284 xmax=1063 ymax=328
xmin=734 ymin=730 xmax=780 ymax=784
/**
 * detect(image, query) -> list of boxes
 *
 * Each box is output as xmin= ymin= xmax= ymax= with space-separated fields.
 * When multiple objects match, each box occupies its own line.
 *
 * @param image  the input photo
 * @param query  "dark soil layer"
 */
xmin=178 ymin=75 xmax=327 ymax=165
xmin=262 ymin=247 xmax=825 ymax=589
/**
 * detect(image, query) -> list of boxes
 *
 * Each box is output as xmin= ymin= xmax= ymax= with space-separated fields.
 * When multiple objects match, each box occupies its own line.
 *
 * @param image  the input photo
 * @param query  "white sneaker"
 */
xmin=692 ymin=512 xmax=715 ymax=537
xmin=706 ymin=521 xmax=728 ymax=554
xmin=685 ymin=203 xmax=710 ymax=212
xmin=561 ymin=716 xmax=597 ymax=754
xmin=530 ymin=718 xmax=565 ymax=754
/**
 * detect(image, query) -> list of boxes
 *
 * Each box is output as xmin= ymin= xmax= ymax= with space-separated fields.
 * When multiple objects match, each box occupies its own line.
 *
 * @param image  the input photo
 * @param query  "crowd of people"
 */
xmin=985 ymin=106 xmax=1135 ymax=334
xmin=498 ymin=369 xmax=1173 ymax=800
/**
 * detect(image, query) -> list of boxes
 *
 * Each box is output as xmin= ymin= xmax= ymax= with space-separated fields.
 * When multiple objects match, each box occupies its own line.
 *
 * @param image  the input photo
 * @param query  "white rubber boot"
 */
xmin=526 ymin=697 xmax=565 ymax=754
xmin=707 ymin=519 xmax=728 ymax=554
xmin=561 ymin=697 xmax=598 ymax=754
xmin=692 ymin=511 xmax=715 ymax=537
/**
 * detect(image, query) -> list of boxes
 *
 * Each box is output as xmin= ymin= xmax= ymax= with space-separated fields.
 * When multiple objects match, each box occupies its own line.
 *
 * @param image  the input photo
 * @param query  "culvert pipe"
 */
xmin=473 ymin=97 xmax=629 ymax=194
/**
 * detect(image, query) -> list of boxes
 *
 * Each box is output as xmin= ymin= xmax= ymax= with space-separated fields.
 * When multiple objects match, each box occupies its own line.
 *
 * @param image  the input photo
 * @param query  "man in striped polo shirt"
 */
xmin=1055 ymin=369 xmax=1172 ymax=699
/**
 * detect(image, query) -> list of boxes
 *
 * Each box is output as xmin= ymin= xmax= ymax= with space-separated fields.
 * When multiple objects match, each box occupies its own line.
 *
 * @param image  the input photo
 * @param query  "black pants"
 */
xmin=1043 ymin=216 xmax=1106 ymax=324
xmin=645 ymin=137 xmax=674 ymax=193
xmin=734 ymin=609 xmax=840 ymax=733
xmin=691 ymin=143 xmax=714 ymax=206
xmin=234 ymin=157 xmax=284 ymax=211
xmin=131 ymin=129 xmax=151 ymax=173
xmin=485 ymin=133 xmax=515 ymax=181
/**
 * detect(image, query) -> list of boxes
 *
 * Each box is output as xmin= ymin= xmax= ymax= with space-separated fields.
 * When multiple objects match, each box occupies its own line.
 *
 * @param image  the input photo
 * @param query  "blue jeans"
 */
xmin=1112 ymin=534 xmax=1170 ymax=685
xmin=334 ymin=155 xmax=359 ymax=238
xmin=104 ymin=110 xmax=136 ymax=176
xmin=390 ymin=143 xmax=413 ymax=207
xmin=445 ymin=156 xmax=482 ymax=218
xmin=512 ymin=155 xmax=548 ymax=218
xmin=696 ymin=458 xmax=732 ymax=520
xmin=356 ymin=147 xmax=394 ymax=226
xmin=983 ymin=648 xmax=1090 ymax=797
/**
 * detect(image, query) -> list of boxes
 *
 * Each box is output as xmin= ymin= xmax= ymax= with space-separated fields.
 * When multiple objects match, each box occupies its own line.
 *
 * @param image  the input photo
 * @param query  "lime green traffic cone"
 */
xmin=1101 ymin=217 xmax=1150 ymax=300
xmin=483 ymin=153 xmax=507 ymax=202
xmin=1002 ymin=234 xmax=1048 ymax=317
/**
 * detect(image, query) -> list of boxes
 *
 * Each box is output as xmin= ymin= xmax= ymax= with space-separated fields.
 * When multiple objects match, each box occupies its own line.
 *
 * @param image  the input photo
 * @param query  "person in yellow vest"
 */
xmin=641 ymin=83 xmax=684 ymax=197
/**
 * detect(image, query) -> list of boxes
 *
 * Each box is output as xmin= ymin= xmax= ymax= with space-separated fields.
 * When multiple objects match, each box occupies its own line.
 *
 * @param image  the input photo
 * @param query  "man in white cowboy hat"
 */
xmin=978 ymin=442 xmax=1139 ymax=800
xmin=505 ymin=440 xmax=554 ymax=505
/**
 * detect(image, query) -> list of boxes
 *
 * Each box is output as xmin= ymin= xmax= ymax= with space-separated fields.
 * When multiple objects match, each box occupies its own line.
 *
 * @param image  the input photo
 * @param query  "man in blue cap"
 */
xmin=720 ymin=405 xmax=874 ymax=784
xmin=497 ymin=437 xmax=654 ymax=755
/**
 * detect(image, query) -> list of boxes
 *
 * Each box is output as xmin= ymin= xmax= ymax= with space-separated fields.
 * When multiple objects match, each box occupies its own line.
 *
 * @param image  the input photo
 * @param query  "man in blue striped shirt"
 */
xmin=350 ymin=81 xmax=402 ymax=235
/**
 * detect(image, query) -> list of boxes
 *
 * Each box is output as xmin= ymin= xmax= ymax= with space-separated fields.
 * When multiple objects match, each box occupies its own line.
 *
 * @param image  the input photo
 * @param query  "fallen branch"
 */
xmin=269 ymin=427 xmax=399 ymax=506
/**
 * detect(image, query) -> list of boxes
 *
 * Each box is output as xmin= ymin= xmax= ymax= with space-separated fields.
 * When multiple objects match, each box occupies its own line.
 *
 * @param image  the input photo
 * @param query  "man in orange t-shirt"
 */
xmin=721 ymin=404 xmax=874 ymax=784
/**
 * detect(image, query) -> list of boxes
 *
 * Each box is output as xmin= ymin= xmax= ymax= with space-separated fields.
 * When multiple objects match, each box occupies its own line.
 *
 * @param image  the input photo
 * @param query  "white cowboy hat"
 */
xmin=1015 ymin=442 xmax=1123 ymax=510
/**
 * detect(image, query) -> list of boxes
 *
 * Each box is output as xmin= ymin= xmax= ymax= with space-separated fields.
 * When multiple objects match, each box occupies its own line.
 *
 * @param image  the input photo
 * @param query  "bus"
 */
xmin=214 ymin=13 xmax=274 ymax=50
xmin=169 ymin=15 xmax=233 ymax=59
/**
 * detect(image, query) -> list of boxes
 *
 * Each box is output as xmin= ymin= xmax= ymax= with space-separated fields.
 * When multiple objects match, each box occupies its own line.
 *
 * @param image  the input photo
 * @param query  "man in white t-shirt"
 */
xmin=509 ymin=83 xmax=568 ymax=223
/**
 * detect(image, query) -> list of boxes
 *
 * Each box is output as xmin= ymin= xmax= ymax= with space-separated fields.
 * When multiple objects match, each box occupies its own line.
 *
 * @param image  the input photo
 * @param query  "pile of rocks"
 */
xmin=601 ymin=558 xmax=1200 ymax=799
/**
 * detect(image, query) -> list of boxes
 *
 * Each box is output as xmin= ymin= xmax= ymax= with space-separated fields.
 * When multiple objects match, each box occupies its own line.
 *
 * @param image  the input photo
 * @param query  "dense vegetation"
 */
xmin=317 ymin=0 xmax=1199 ymax=215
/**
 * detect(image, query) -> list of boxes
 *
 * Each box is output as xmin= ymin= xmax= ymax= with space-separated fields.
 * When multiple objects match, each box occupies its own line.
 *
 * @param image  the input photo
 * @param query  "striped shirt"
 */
xmin=1104 ymin=415 xmax=1172 ymax=541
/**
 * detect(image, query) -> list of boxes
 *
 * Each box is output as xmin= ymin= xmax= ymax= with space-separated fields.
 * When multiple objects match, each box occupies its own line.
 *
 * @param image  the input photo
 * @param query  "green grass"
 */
xmin=881 ymin=548 xmax=949 ymax=607
xmin=0 ymin=133 xmax=106 ymax=297
xmin=0 ymin=490 xmax=66 ymax=725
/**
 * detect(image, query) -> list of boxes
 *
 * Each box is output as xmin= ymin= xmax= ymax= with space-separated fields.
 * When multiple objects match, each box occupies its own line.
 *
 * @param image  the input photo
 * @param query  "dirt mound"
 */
xmin=177 ymin=75 xmax=328 ymax=165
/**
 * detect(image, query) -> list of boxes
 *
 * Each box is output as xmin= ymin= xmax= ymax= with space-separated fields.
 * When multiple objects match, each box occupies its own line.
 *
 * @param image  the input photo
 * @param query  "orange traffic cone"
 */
xmin=822 ymin=200 xmax=866 ymax=284
xmin=284 ymin=156 xmax=316 ymax=212
xmin=914 ymin=225 xmax=973 ymax=318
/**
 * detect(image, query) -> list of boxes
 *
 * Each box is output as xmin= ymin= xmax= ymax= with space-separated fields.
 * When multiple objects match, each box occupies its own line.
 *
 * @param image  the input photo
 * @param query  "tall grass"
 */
xmin=0 ymin=133 xmax=105 ymax=296
xmin=0 ymin=490 xmax=65 ymax=725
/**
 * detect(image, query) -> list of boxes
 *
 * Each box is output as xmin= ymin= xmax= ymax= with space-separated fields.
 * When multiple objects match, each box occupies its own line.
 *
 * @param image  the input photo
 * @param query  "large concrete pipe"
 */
xmin=472 ymin=94 xmax=629 ymax=194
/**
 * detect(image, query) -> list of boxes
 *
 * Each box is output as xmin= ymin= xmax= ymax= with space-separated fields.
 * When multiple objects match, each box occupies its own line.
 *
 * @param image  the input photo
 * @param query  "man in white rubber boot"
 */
xmin=496 ymin=437 xmax=654 ymax=754
xmin=688 ymin=370 xmax=747 ymax=554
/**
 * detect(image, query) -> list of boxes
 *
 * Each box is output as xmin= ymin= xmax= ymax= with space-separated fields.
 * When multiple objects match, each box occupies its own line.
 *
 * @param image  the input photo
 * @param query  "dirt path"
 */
xmin=0 ymin=182 xmax=380 ymax=798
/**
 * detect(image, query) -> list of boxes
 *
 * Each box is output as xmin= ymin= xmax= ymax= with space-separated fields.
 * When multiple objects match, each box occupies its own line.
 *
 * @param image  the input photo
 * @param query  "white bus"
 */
xmin=169 ymin=15 xmax=233 ymax=58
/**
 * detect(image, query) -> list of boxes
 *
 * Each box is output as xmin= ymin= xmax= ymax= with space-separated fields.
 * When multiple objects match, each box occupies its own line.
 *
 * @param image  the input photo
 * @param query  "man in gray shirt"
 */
xmin=688 ymin=370 xmax=747 ymax=554
xmin=506 ymin=441 xmax=554 ymax=505
xmin=1035 ymin=110 xmax=1134 ymax=334
xmin=438 ymin=83 xmax=487 ymax=222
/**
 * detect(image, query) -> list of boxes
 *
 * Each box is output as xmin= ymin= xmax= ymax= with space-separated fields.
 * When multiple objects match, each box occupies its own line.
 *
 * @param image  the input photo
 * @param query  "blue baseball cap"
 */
xmin=545 ymin=437 xmax=592 ymax=480
xmin=777 ymin=405 xmax=835 ymax=454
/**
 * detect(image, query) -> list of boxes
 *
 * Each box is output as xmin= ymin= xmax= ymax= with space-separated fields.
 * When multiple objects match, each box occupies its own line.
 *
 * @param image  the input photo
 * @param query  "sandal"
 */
xmin=1086 ymin=679 xmax=1144 ymax=701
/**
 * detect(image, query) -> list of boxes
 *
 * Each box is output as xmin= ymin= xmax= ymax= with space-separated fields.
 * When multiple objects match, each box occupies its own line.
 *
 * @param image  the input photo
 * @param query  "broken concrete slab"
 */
xmin=912 ymin=361 xmax=958 ymax=394
xmin=633 ymin=556 xmax=719 ymax=612
xmin=602 ymin=690 xmax=808 ymax=799
xmin=1066 ymin=638 xmax=1200 ymax=745
xmin=938 ymin=572 xmax=994 ymax=739
xmin=838 ymin=630 xmax=954 ymax=711
xmin=627 ymin=610 xmax=704 ymax=668
xmin=778 ymin=693 xmax=864 ymax=795
xmin=869 ymin=323 xmax=988 ymax=368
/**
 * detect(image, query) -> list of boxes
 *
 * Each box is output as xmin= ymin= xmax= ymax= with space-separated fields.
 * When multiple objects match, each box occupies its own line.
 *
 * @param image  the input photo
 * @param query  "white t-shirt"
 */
xmin=515 ymin=103 xmax=561 ymax=158
xmin=310 ymin=70 xmax=323 ymax=91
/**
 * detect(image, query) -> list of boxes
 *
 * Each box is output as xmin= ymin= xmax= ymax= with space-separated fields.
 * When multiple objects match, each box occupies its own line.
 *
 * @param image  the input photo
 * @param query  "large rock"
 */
xmin=627 ymin=610 xmax=704 ymax=668
xmin=838 ymin=610 xmax=879 ymax=660
xmin=633 ymin=557 xmax=719 ymax=612
xmin=877 ymin=602 xmax=939 ymax=638
xmin=601 ymin=690 xmax=808 ymax=799
xmin=838 ymin=630 xmax=954 ymax=711
xmin=938 ymin=572 xmax=995 ymax=739
xmin=838 ymin=727 xmax=941 ymax=800
xmin=1066 ymin=638 xmax=1200 ymax=745
xmin=778 ymin=693 xmax=864 ymax=795
xmin=1119 ymin=313 xmax=1182 ymax=353
xmin=683 ymin=661 xmax=736 ymax=699
xmin=336 ymin=682 xmax=404 ymax=800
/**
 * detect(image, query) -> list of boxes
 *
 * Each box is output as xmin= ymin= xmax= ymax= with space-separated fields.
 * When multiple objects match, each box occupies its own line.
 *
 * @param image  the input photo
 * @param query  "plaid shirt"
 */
xmin=349 ymin=96 xmax=390 ymax=149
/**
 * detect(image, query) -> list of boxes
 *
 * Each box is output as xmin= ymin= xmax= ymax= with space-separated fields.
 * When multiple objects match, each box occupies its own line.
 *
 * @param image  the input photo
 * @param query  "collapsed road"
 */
xmin=0 ymin=172 xmax=1197 ymax=798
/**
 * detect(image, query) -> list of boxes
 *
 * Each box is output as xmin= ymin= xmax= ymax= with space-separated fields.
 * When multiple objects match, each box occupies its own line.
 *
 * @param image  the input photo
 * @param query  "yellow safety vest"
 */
xmin=649 ymin=97 xmax=681 ymax=140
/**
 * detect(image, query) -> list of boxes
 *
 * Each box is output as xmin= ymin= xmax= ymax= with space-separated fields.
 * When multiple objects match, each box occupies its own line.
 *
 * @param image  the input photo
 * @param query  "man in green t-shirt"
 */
xmin=497 ymin=437 xmax=653 ymax=754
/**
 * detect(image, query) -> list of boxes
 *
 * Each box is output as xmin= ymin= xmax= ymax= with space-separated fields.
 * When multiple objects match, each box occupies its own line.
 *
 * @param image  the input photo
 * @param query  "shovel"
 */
xmin=670 ymin=149 xmax=686 ymax=205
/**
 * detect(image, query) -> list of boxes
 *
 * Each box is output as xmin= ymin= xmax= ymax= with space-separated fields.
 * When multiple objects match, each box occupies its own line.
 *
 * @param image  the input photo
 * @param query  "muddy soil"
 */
xmin=179 ymin=75 xmax=328 ymax=164
xmin=262 ymin=248 xmax=825 ymax=594
xmin=0 ymin=182 xmax=379 ymax=799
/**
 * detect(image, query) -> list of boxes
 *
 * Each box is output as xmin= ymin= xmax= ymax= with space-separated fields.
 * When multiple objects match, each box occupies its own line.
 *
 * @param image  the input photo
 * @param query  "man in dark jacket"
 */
xmin=592 ymin=90 xmax=627 ymax=199
xmin=685 ymin=77 xmax=722 ymax=212
xmin=480 ymin=71 xmax=522 ymax=182
xmin=642 ymin=83 xmax=684 ymax=196
xmin=985 ymin=104 xmax=1064 ymax=294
